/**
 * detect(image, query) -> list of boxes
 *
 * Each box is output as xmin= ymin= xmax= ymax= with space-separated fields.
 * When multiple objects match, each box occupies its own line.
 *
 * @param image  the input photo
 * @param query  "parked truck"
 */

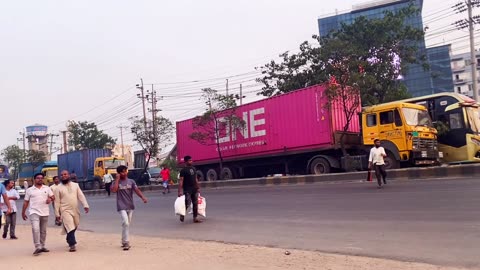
xmin=17 ymin=161 xmax=57 ymax=186
xmin=57 ymin=149 xmax=126 ymax=190
xmin=176 ymin=84 xmax=440 ymax=181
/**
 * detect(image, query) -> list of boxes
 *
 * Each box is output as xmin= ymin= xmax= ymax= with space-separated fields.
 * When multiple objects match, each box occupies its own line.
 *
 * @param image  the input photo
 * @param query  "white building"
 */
xmin=451 ymin=51 xmax=480 ymax=98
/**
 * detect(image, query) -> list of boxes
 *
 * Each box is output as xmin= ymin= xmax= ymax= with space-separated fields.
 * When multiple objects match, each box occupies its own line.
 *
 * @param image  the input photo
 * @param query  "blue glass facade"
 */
xmin=318 ymin=0 xmax=435 ymax=97
xmin=426 ymin=45 xmax=454 ymax=93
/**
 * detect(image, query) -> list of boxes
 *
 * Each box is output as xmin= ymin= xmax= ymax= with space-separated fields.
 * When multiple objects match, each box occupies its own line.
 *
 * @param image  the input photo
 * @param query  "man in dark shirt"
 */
xmin=178 ymin=156 xmax=201 ymax=223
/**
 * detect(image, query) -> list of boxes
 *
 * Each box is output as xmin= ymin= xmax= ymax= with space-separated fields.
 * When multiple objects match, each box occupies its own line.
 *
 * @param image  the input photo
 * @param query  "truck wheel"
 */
xmin=93 ymin=180 xmax=101 ymax=190
xmin=196 ymin=170 xmax=205 ymax=182
xmin=384 ymin=152 xmax=400 ymax=170
xmin=206 ymin=169 xmax=218 ymax=181
xmin=221 ymin=167 xmax=234 ymax=180
xmin=309 ymin=158 xmax=331 ymax=175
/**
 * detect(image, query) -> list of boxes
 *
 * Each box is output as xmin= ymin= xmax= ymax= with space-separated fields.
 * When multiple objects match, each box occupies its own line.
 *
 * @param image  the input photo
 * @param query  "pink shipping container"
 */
xmin=176 ymin=84 xmax=362 ymax=179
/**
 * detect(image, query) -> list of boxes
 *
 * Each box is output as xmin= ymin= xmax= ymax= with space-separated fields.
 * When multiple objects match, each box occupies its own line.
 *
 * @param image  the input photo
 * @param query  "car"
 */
xmin=127 ymin=168 xmax=151 ymax=186
xmin=15 ymin=186 xmax=26 ymax=197
xmin=148 ymin=167 xmax=161 ymax=185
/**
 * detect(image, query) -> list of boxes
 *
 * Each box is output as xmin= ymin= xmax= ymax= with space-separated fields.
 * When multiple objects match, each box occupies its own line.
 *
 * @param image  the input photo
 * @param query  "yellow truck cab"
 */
xmin=362 ymin=102 xmax=440 ymax=168
xmin=41 ymin=166 xmax=58 ymax=186
xmin=93 ymin=156 xmax=126 ymax=187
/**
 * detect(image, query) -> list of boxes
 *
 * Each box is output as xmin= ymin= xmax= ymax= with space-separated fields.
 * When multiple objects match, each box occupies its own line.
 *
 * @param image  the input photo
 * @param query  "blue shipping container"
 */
xmin=57 ymin=149 xmax=112 ymax=180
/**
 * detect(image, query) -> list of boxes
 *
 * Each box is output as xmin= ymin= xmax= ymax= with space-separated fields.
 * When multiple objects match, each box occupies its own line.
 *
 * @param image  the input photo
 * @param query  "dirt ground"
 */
xmin=0 ymin=225 xmax=471 ymax=270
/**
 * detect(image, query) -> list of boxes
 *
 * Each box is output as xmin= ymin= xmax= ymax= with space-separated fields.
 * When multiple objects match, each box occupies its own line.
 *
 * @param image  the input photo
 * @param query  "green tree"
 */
xmin=190 ymin=88 xmax=245 ymax=180
xmin=67 ymin=121 xmax=116 ymax=150
xmin=1 ymin=145 xmax=25 ymax=179
xmin=130 ymin=116 xmax=175 ymax=172
xmin=256 ymin=4 xmax=423 ymax=105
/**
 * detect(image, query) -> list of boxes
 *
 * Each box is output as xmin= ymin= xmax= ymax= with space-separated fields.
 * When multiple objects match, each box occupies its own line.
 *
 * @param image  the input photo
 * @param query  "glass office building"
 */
xmin=318 ymin=0 xmax=437 ymax=97
xmin=426 ymin=44 xmax=454 ymax=94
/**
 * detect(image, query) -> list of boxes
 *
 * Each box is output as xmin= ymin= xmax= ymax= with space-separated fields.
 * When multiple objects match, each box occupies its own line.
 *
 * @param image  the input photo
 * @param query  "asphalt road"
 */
xmin=17 ymin=177 xmax=480 ymax=268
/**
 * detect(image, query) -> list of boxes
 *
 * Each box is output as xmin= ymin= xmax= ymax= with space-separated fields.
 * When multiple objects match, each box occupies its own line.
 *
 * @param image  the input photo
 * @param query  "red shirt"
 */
xmin=161 ymin=168 xmax=170 ymax=181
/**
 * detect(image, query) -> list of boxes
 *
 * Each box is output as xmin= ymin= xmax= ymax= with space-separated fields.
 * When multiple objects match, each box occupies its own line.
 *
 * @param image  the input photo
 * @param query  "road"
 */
xmin=18 ymin=177 xmax=480 ymax=268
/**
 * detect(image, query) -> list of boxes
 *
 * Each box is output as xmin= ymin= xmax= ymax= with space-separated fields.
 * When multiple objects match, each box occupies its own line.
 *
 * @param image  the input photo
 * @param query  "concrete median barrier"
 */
xmin=82 ymin=163 xmax=480 ymax=196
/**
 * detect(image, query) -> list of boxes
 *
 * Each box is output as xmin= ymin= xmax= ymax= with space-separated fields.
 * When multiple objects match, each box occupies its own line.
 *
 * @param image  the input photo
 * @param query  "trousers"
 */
xmin=119 ymin=210 xmax=133 ymax=245
xmin=30 ymin=214 xmax=48 ymax=249
xmin=3 ymin=212 xmax=17 ymax=237
xmin=374 ymin=164 xmax=387 ymax=186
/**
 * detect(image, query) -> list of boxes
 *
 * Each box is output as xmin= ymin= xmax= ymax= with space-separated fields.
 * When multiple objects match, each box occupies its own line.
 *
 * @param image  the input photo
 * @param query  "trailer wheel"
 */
xmin=221 ymin=167 xmax=234 ymax=180
xmin=206 ymin=169 xmax=218 ymax=181
xmin=309 ymin=158 xmax=331 ymax=175
xmin=196 ymin=170 xmax=205 ymax=182
xmin=384 ymin=152 xmax=400 ymax=170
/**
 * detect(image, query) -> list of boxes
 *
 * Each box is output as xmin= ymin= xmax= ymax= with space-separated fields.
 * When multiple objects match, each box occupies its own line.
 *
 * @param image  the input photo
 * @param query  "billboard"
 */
xmin=26 ymin=125 xmax=48 ymax=137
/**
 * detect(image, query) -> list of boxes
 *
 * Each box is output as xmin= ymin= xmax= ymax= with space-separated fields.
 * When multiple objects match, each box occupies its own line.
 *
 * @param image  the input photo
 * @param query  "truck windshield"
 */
xmin=466 ymin=107 xmax=480 ymax=134
xmin=104 ymin=159 xmax=126 ymax=168
xmin=402 ymin=108 xmax=433 ymax=127
xmin=44 ymin=170 xmax=58 ymax=177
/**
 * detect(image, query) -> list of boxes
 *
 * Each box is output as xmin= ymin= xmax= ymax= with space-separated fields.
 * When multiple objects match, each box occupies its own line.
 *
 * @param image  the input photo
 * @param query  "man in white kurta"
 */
xmin=54 ymin=170 xmax=89 ymax=252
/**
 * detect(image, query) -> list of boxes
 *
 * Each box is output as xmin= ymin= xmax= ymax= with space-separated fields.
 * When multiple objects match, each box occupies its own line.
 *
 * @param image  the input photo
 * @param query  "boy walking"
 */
xmin=111 ymin=165 xmax=148 ymax=250
xmin=161 ymin=167 xmax=170 ymax=194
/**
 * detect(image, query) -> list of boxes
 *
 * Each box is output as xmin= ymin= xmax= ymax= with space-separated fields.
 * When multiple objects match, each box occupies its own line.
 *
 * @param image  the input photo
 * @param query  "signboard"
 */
xmin=26 ymin=125 xmax=48 ymax=137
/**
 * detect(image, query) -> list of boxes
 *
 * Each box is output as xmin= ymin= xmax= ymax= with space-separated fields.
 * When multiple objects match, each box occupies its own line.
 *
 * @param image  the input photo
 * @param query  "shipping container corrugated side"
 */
xmin=57 ymin=149 xmax=112 ymax=179
xmin=176 ymin=84 xmax=361 ymax=164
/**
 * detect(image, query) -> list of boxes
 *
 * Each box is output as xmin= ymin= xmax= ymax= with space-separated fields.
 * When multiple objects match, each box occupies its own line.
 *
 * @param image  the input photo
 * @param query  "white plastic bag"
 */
xmin=174 ymin=195 xmax=186 ymax=216
xmin=198 ymin=194 xmax=206 ymax=218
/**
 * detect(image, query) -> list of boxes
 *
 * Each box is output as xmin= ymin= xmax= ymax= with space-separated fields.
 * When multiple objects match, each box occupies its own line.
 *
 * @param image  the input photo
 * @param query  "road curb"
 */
xmin=82 ymin=163 xmax=480 ymax=196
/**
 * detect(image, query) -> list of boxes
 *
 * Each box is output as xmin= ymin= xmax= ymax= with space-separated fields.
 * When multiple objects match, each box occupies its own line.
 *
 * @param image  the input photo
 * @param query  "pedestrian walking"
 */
xmin=0 ymin=180 xmax=12 ymax=232
xmin=368 ymin=139 xmax=388 ymax=188
xmin=2 ymin=179 xmax=19 ymax=239
xmin=103 ymin=172 xmax=113 ymax=196
xmin=178 ymin=156 xmax=201 ymax=223
xmin=50 ymin=176 xmax=62 ymax=226
xmin=54 ymin=170 xmax=89 ymax=252
xmin=22 ymin=173 xmax=55 ymax=256
xmin=161 ymin=167 xmax=170 ymax=194
xmin=110 ymin=165 xmax=148 ymax=251
xmin=23 ymin=180 xmax=29 ymax=191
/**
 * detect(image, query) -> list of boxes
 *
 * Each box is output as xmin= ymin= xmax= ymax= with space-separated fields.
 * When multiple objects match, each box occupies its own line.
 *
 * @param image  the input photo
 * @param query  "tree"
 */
xmin=67 ymin=121 xmax=116 ymax=150
xmin=1 ymin=145 xmax=24 ymax=179
xmin=256 ymin=4 xmax=423 ymax=105
xmin=130 ymin=116 xmax=175 ymax=173
xmin=320 ymin=37 xmax=364 ymax=161
xmin=190 ymin=88 xmax=245 ymax=180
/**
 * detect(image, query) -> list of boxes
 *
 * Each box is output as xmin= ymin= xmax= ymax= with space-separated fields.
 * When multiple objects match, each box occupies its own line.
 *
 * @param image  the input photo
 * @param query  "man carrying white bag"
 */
xmin=175 ymin=193 xmax=206 ymax=218
xmin=175 ymin=156 xmax=204 ymax=223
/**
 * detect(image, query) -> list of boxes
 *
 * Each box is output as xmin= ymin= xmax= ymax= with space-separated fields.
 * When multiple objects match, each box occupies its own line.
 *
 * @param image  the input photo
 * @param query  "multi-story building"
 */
xmin=451 ymin=51 xmax=480 ymax=98
xmin=426 ymin=44 xmax=454 ymax=94
xmin=318 ymin=0 xmax=441 ymax=97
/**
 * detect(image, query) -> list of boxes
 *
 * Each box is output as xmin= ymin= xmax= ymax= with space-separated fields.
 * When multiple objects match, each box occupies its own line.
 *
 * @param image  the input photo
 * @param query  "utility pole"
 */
xmin=226 ymin=79 xmax=229 ymax=96
xmin=240 ymin=84 xmax=243 ymax=105
xmin=147 ymin=84 xmax=162 ymax=156
xmin=117 ymin=125 xmax=128 ymax=158
xmin=17 ymin=130 xmax=26 ymax=162
xmin=136 ymin=78 xmax=149 ymax=131
xmin=468 ymin=0 xmax=479 ymax=102
xmin=62 ymin=130 xmax=68 ymax=153
xmin=48 ymin=133 xmax=59 ymax=161
xmin=453 ymin=0 xmax=480 ymax=101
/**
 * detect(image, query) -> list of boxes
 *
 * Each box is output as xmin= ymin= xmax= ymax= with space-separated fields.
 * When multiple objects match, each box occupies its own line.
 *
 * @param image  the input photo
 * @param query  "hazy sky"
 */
xmin=0 ymin=0 xmax=468 ymax=154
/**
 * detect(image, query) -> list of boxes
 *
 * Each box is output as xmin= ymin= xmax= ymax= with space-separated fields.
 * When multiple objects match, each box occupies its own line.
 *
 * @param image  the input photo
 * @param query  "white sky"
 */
xmin=0 ymin=0 xmax=470 ymax=154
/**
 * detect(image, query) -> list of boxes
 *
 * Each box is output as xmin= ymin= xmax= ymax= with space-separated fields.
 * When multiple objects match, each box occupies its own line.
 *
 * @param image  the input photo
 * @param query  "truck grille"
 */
xmin=413 ymin=138 xmax=437 ymax=150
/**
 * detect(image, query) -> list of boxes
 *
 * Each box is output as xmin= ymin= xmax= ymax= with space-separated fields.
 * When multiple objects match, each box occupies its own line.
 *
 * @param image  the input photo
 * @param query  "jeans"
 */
xmin=30 ymin=214 xmax=48 ymax=249
xmin=374 ymin=164 xmax=387 ymax=186
xmin=3 ymin=212 xmax=16 ymax=237
xmin=184 ymin=191 xmax=199 ymax=219
xmin=119 ymin=210 xmax=133 ymax=245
